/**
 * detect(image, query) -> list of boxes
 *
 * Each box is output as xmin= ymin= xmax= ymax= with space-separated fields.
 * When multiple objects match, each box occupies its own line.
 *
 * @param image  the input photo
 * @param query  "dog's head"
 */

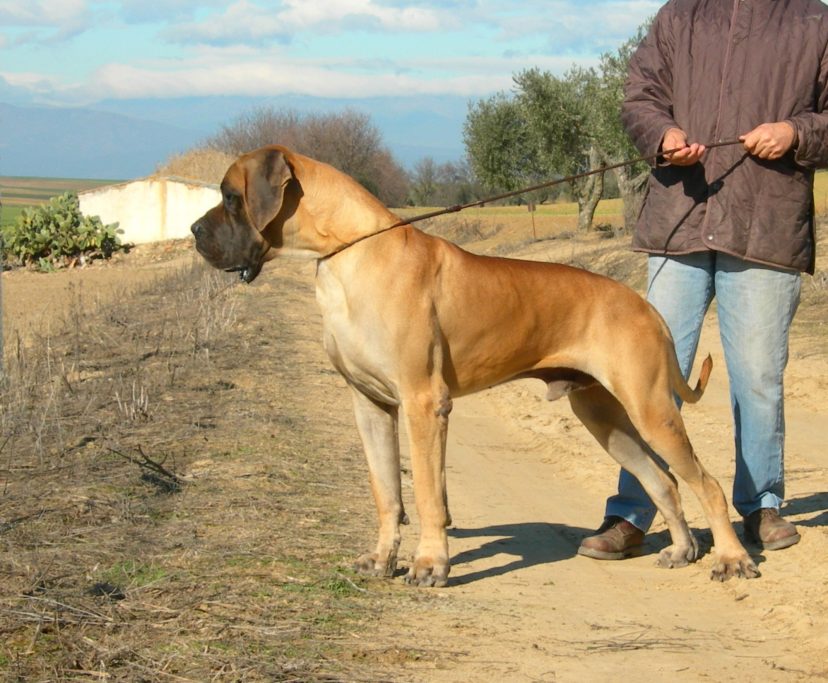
xmin=191 ymin=146 xmax=299 ymax=283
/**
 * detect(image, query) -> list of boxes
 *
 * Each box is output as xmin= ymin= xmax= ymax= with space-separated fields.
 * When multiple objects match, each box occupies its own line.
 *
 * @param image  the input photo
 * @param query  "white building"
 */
xmin=78 ymin=176 xmax=220 ymax=245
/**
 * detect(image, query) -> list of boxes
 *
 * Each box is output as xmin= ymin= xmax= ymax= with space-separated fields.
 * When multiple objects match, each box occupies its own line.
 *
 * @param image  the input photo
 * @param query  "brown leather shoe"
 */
xmin=743 ymin=508 xmax=800 ymax=551
xmin=578 ymin=516 xmax=645 ymax=560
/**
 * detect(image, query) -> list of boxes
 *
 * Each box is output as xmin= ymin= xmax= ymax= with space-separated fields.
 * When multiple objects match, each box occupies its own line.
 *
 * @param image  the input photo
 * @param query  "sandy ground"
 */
xmin=3 ymin=232 xmax=827 ymax=681
xmin=406 ymin=338 xmax=828 ymax=681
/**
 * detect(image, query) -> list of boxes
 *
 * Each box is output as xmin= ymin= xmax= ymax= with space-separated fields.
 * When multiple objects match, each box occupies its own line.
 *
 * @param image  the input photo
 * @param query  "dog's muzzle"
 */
xmin=191 ymin=220 xmax=263 ymax=284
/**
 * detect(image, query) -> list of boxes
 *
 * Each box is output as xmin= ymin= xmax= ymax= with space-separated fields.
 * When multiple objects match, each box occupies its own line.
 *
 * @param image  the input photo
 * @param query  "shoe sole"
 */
xmin=746 ymin=532 xmax=801 ymax=551
xmin=577 ymin=544 xmax=644 ymax=561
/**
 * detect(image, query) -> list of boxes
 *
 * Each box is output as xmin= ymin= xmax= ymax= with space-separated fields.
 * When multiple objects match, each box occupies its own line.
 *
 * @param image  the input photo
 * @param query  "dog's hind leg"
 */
xmin=568 ymin=385 xmax=701 ymax=567
xmin=625 ymin=398 xmax=759 ymax=580
xmin=350 ymin=387 xmax=407 ymax=578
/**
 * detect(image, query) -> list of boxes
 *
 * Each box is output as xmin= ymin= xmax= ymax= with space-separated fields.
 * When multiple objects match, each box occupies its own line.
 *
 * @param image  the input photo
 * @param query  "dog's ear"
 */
xmin=244 ymin=148 xmax=294 ymax=231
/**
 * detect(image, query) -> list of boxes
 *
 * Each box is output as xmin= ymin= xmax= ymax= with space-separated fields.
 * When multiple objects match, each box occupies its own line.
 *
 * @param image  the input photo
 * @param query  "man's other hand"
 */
xmin=740 ymin=122 xmax=797 ymax=160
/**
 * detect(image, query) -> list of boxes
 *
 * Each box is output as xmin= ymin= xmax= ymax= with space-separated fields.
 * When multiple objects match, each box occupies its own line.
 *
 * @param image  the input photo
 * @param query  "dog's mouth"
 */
xmin=224 ymin=261 xmax=262 ymax=284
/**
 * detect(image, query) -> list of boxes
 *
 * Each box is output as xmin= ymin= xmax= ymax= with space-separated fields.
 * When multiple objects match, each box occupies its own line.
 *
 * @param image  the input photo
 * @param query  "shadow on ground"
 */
xmin=448 ymin=522 xmax=589 ymax=585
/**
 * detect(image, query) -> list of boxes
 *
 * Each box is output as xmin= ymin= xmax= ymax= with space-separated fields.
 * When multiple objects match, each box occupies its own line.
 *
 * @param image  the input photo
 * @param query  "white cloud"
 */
xmin=169 ymin=0 xmax=453 ymax=45
xmin=161 ymin=0 xmax=660 ymax=54
xmin=0 ymin=0 xmax=92 ymax=43
xmin=486 ymin=0 xmax=660 ymax=51
xmin=0 ymin=69 xmax=66 ymax=95
xmin=0 ymin=0 xmax=88 ymax=26
xmin=86 ymin=56 xmax=513 ymax=100
xmin=7 ymin=40 xmax=564 ymax=104
xmin=278 ymin=0 xmax=445 ymax=31
xmin=114 ymin=0 xmax=225 ymax=23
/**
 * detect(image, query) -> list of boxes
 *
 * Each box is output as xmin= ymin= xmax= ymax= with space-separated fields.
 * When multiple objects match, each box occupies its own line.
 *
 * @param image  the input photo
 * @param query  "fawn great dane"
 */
xmin=191 ymin=145 xmax=759 ymax=586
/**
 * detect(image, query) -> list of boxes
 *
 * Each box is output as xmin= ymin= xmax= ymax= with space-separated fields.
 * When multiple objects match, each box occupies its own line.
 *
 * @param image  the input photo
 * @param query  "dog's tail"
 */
xmin=671 ymin=352 xmax=713 ymax=404
xmin=654 ymin=309 xmax=712 ymax=405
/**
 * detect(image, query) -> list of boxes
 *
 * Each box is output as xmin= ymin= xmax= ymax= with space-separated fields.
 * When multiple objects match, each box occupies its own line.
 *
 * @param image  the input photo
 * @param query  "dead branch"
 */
xmin=107 ymin=445 xmax=183 ymax=490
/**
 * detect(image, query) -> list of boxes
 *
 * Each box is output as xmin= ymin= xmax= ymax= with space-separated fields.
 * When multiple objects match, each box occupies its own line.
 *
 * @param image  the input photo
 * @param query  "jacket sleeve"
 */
xmin=790 ymin=41 xmax=828 ymax=169
xmin=620 ymin=8 xmax=679 ymax=165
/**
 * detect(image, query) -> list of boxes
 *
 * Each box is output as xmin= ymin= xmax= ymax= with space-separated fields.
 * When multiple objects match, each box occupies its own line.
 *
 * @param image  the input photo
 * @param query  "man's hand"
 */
xmin=661 ymin=128 xmax=706 ymax=166
xmin=740 ymin=122 xmax=797 ymax=160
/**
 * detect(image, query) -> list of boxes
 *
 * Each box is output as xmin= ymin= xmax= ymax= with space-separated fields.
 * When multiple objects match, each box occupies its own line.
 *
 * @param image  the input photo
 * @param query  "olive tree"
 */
xmin=465 ymin=68 xmax=604 ymax=232
xmin=463 ymin=23 xmax=652 ymax=233
xmin=516 ymin=66 xmax=605 ymax=233
xmin=464 ymin=92 xmax=546 ymax=193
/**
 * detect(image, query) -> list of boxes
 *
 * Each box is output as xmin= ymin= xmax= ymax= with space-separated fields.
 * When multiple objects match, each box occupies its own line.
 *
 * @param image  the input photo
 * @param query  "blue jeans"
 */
xmin=605 ymin=251 xmax=801 ymax=530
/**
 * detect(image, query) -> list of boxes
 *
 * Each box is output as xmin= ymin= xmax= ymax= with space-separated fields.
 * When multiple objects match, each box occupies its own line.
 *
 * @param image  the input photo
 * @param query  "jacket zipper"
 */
xmin=704 ymin=0 xmax=742 ymax=242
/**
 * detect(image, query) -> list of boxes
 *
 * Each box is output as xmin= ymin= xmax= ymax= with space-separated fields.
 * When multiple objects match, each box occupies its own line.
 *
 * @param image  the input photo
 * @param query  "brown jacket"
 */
xmin=623 ymin=0 xmax=828 ymax=274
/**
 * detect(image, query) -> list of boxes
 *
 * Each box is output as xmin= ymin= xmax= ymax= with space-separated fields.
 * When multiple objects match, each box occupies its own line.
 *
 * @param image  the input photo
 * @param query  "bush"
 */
xmin=205 ymin=106 xmax=411 ymax=207
xmin=2 ymin=192 xmax=125 ymax=271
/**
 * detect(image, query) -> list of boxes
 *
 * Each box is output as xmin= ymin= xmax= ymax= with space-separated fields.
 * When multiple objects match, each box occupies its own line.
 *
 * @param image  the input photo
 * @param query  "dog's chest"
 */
xmin=315 ymin=268 xmax=399 ymax=404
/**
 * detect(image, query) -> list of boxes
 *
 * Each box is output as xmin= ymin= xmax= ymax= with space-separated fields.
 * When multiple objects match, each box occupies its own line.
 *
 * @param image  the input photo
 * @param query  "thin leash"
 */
xmin=322 ymin=138 xmax=744 ymax=259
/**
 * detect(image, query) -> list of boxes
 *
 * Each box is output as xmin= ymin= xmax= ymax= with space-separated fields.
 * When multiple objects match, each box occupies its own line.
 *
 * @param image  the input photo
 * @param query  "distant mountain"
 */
xmin=0 ymin=94 xmax=469 ymax=180
xmin=97 ymin=94 xmax=469 ymax=168
xmin=0 ymin=102 xmax=202 ymax=180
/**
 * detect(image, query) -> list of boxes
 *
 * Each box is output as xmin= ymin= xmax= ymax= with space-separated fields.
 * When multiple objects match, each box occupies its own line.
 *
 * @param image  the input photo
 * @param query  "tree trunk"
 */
xmin=612 ymin=165 xmax=649 ymax=233
xmin=574 ymin=146 xmax=604 ymax=233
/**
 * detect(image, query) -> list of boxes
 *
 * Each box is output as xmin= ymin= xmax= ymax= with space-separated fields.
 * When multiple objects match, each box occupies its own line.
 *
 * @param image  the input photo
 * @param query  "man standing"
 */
xmin=579 ymin=0 xmax=828 ymax=560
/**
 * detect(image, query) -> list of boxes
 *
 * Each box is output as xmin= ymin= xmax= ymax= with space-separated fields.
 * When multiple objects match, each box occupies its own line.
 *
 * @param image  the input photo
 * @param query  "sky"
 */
xmin=0 ymin=0 xmax=662 ymax=107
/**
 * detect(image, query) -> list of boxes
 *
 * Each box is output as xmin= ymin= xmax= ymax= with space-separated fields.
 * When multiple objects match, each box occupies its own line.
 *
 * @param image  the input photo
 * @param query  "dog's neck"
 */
xmin=318 ymin=221 xmax=407 ymax=260
xmin=274 ymin=157 xmax=406 ymax=260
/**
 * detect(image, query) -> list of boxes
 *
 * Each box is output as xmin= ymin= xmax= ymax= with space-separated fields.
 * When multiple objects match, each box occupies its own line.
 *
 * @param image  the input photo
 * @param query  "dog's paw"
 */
xmin=656 ymin=541 xmax=698 ymax=569
xmin=709 ymin=554 xmax=760 ymax=581
xmin=404 ymin=557 xmax=449 ymax=588
xmin=353 ymin=552 xmax=396 ymax=578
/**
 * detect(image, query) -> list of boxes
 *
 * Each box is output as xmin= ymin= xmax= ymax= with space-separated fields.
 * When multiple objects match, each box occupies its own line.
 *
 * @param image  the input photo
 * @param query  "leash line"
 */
xmin=321 ymin=138 xmax=743 ymax=259
xmin=390 ymin=139 xmax=743 ymax=229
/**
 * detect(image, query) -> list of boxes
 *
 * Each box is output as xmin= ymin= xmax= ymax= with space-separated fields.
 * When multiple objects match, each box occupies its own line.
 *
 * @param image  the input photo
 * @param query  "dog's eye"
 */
xmin=223 ymin=190 xmax=241 ymax=211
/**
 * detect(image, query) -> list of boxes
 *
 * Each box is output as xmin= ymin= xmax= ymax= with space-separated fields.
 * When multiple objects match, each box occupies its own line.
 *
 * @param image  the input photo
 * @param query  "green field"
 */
xmin=0 ymin=176 xmax=120 ymax=228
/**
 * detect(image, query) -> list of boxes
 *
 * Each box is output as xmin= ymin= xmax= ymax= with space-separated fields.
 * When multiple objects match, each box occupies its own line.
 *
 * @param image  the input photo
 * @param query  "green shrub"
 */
xmin=2 ymin=192 xmax=125 ymax=271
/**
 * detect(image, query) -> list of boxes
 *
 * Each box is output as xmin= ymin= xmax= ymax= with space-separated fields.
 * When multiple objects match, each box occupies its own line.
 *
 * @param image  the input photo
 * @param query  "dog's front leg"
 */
xmin=350 ymin=388 xmax=407 ymax=578
xmin=402 ymin=389 xmax=452 ymax=587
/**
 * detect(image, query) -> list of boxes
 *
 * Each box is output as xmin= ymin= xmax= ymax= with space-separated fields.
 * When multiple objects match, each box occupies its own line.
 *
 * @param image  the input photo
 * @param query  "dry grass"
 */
xmin=0 ymin=257 xmax=433 ymax=681
xmin=153 ymin=149 xmax=236 ymax=185
xmin=396 ymin=199 xmax=625 ymax=247
xmin=814 ymin=170 xmax=828 ymax=215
